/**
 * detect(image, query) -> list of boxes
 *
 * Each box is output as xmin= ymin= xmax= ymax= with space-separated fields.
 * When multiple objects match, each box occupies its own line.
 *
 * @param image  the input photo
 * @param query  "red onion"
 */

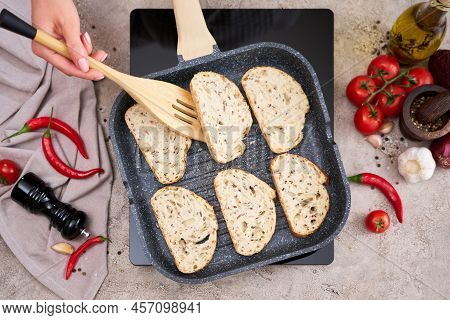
xmin=430 ymin=133 xmax=450 ymax=168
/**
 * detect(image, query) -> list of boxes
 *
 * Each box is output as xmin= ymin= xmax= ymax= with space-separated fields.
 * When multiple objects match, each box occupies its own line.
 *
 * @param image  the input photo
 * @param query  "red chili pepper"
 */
xmin=66 ymin=235 xmax=109 ymax=280
xmin=2 ymin=117 xmax=89 ymax=159
xmin=348 ymin=173 xmax=403 ymax=223
xmin=42 ymin=126 xmax=104 ymax=179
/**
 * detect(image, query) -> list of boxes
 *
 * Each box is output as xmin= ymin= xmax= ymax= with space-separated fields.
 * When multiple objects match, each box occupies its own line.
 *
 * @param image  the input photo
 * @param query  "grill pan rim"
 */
xmin=109 ymin=41 xmax=350 ymax=284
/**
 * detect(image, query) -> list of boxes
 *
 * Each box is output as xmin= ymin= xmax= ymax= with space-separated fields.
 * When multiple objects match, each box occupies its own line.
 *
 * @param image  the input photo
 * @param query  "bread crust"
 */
xmin=242 ymin=66 xmax=310 ymax=154
xmin=150 ymin=186 xmax=218 ymax=273
xmin=125 ymin=104 xmax=191 ymax=184
xmin=214 ymin=168 xmax=276 ymax=256
xmin=190 ymin=71 xmax=252 ymax=163
xmin=270 ymin=154 xmax=329 ymax=237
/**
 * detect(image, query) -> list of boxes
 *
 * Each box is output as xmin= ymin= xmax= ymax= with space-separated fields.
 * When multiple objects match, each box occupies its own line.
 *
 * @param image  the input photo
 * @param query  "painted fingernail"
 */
xmin=78 ymin=58 xmax=89 ymax=72
xmin=100 ymin=53 xmax=108 ymax=62
xmin=94 ymin=75 xmax=105 ymax=81
xmin=83 ymin=32 xmax=92 ymax=45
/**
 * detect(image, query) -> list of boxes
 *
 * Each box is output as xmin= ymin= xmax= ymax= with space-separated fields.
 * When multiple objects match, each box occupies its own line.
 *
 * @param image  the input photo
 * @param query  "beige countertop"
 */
xmin=1 ymin=0 xmax=449 ymax=299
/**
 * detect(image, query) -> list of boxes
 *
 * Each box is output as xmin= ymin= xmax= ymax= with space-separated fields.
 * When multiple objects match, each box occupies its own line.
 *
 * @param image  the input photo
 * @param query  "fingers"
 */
xmin=91 ymin=49 xmax=108 ymax=62
xmin=30 ymin=0 xmax=108 ymax=80
xmin=81 ymin=32 xmax=108 ymax=63
xmin=48 ymin=51 xmax=103 ymax=80
xmin=32 ymin=41 xmax=107 ymax=80
xmin=81 ymin=32 xmax=93 ymax=55
xmin=61 ymin=18 xmax=89 ymax=72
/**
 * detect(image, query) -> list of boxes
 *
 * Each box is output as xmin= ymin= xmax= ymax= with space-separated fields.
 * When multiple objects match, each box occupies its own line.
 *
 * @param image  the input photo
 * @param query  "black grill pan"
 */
xmin=109 ymin=2 xmax=350 ymax=283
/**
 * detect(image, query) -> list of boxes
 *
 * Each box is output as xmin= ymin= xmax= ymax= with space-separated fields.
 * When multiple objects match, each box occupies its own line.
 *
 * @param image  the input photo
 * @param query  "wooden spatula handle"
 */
xmin=34 ymin=29 xmax=71 ymax=58
xmin=34 ymin=30 xmax=119 ymax=78
xmin=0 ymin=9 xmax=119 ymax=80
xmin=173 ymin=0 xmax=217 ymax=61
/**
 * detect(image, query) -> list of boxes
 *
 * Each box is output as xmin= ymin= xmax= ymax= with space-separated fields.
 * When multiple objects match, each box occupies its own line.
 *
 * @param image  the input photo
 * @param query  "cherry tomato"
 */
xmin=0 ymin=159 xmax=21 ymax=185
xmin=374 ymin=84 xmax=406 ymax=118
xmin=346 ymin=75 xmax=377 ymax=107
xmin=354 ymin=104 xmax=384 ymax=135
xmin=398 ymin=67 xmax=434 ymax=94
xmin=365 ymin=210 xmax=390 ymax=233
xmin=367 ymin=55 xmax=400 ymax=86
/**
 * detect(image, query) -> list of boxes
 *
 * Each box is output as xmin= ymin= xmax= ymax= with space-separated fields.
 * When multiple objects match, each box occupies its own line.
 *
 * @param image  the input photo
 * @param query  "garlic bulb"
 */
xmin=397 ymin=147 xmax=436 ymax=183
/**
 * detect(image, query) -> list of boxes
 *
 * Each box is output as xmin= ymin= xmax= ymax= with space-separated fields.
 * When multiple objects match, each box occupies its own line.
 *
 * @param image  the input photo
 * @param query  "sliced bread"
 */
xmin=242 ymin=66 xmax=310 ymax=153
xmin=125 ymin=104 xmax=191 ymax=184
xmin=214 ymin=169 xmax=276 ymax=256
xmin=150 ymin=186 xmax=218 ymax=273
xmin=270 ymin=154 xmax=329 ymax=237
xmin=190 ymin=72 xmax=253 ymax=163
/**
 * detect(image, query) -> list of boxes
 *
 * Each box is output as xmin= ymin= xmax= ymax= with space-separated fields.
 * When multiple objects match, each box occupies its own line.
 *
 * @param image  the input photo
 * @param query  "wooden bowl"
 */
xmin=399 ymin=85 xmax=450 ymax=141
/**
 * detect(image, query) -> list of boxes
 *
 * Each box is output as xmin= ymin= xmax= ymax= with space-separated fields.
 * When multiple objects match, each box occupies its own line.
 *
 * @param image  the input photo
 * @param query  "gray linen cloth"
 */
xmin=0 ymin=0 xmax=112 ymax=299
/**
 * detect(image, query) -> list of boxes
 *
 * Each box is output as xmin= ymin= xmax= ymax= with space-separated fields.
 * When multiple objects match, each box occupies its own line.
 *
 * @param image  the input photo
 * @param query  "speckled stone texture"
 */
xmin=0 ymin=0 xmax=449 ymax=299
xmin=110 ymin=43 xmax=350 ymax=283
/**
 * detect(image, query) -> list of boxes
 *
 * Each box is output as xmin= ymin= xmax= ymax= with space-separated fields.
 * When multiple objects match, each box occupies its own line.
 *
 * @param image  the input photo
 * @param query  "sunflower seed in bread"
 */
xmin=125 ymin=104 xmax=191 ymax=184
xmin=270 ymin=154 xmax=329 ymax=237
xmin=190 ymin=71 xmax=253 ymax=163
xmin=214 ymin=169 xmax=276 ymax=256
xmin=150 ymin=186 xmax=218 ymax=273
xmin=242 ymin=66 xmax=310 ymax=153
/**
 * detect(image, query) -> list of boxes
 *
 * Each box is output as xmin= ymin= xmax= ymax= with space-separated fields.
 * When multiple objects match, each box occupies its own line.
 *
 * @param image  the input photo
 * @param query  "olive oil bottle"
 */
xmin=388 ymin=0 xmax=449 ymax=65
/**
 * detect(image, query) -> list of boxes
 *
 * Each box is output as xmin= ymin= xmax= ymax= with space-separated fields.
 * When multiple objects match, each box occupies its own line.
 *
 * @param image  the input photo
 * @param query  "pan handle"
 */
xmin=173 ymin=0 xmax=217 ymax=61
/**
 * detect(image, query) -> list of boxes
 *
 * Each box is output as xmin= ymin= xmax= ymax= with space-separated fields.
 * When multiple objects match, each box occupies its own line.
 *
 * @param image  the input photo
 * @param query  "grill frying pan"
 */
xmin=110 ymin=0 xmax=350 ymax=283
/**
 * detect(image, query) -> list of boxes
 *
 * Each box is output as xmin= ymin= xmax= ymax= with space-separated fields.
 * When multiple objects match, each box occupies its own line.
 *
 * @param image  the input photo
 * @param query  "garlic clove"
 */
xmin=365 ymin=134 xmax=383 ymax=148
xmin=378 ymin=121 xmax=394 ymax=134
xmin=51 ymin=242 xmax=74 ymax=255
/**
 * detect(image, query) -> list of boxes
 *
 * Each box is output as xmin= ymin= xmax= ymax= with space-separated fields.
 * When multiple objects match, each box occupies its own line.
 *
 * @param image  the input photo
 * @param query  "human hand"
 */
xmin=31 ymin=0 xmax=107 ymax=80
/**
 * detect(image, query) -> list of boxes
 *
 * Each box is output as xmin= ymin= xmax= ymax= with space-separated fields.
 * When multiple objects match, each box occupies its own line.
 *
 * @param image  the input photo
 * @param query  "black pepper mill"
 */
xmin=11 ymin=172 xmax=90 ymax=240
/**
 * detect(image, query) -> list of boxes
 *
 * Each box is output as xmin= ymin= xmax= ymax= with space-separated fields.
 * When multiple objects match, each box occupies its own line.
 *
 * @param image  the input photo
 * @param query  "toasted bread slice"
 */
xmin=190 ymin=72 xmax=253 ymax=163
xmin=125 ymin=104 xmax=191 ymax=184
xmin=270 ymin=154 xmax=329 ymax=237
xmin=242 ymin=66 xmax=310 ymax=153
xmin=150 ymin=186 xmax=218 ymax=273
xmin=214 ymin=169 xmax=276 ymax=256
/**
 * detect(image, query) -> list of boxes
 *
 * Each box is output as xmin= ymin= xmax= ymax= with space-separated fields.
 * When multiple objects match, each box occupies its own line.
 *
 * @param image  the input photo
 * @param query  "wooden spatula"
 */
xmin=0 ymin=9 xmax=205 ymax=142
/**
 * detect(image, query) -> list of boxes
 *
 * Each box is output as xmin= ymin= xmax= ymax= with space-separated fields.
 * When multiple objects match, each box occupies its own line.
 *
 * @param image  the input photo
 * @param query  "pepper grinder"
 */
xmin=11 ymin=172 xmax=90 ymax=240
